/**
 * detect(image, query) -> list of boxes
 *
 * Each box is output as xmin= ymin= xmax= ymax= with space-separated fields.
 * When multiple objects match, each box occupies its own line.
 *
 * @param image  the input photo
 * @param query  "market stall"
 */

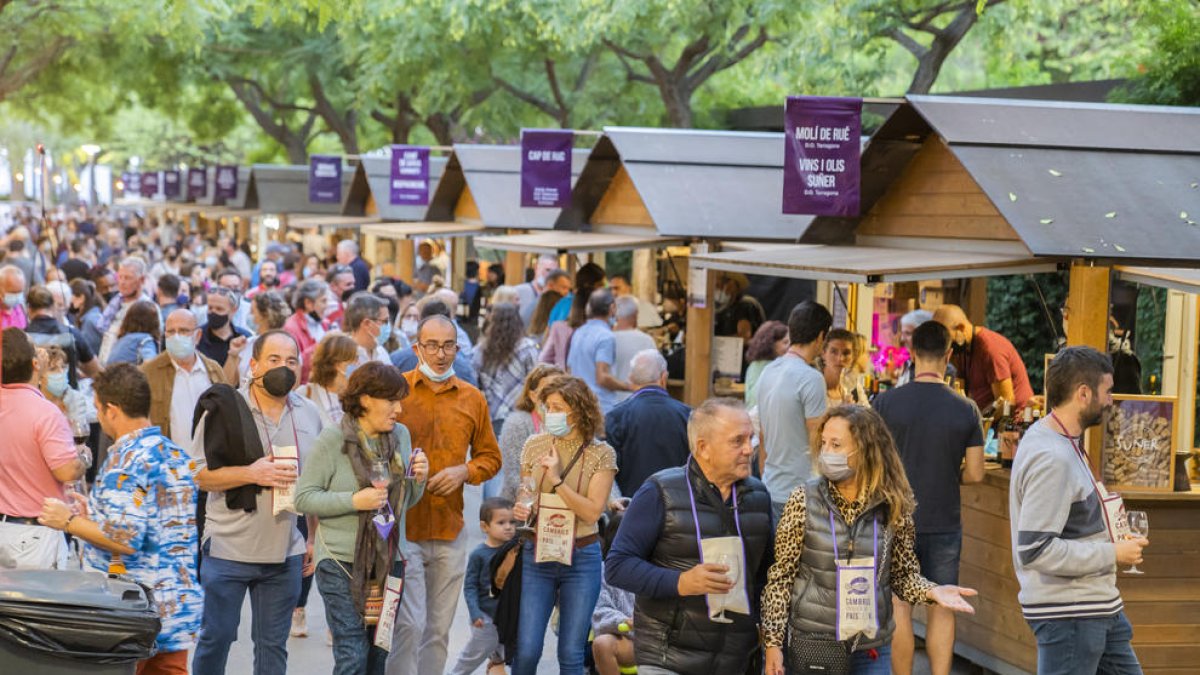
xmin=253 ymin=163 xmax=357 ymax=258
xmin=685 ymin=94 xmax=1200 ymax=674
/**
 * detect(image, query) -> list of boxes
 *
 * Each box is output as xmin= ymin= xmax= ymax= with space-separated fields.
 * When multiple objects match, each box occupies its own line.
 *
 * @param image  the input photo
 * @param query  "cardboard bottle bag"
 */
xmin=271 ymin=445 xmax=299 ymax=516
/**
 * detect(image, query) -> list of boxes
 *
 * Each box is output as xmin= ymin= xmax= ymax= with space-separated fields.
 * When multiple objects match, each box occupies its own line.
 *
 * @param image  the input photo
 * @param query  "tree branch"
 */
xmin=888 ymin=27 xmax=927 ymax=58
xmin=602 ymin=39 xmax=657 ymax=85
xmin=544 ymin=59 xmax=568 ymax=123
xmin=493 ymin=74 xmax=559 ymax=120
xmin=308 ymin=68 xmax=358 ymax=153
xmin=685 ymin=26 xmax=767 ymax=90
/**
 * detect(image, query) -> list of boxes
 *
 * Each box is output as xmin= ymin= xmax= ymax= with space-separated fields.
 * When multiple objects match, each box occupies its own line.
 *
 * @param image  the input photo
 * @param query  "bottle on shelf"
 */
xmin=999 ymin=400 xmax=1017 ymax=469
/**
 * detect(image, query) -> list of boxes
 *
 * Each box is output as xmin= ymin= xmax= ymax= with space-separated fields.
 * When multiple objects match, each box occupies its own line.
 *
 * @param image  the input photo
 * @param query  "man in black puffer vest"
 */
xmin=605 ymin=398 xmax=773 ymax=675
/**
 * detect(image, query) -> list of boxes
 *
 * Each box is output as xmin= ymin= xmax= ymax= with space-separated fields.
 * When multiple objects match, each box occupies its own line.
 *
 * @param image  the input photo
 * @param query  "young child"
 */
xmin=448 ymin=497 xmax=516 ymax=675
xmin=592 ymin=510 xmax=637 ymax=675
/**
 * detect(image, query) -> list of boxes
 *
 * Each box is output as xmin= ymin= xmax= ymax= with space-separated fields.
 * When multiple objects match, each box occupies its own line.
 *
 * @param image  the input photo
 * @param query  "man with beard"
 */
xmin=1010 ymin=346 xmax=1147 ymax=675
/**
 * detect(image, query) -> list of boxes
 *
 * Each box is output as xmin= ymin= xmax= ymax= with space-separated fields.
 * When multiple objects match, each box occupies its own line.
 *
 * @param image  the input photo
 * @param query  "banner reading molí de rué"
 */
xmin=782 ymin=96 xmax=862 ymax=217
xmin=140 ymin=171 xmax=159 ymax=198
xmin=389 ymin=145 xmax=430 ymax=206
xmin=309 ymin=155 xmax=342 ymax=203
xmin=215 ymin=165 xmax=238 ymax=201
xmin=187 ymin=168 xmax=207 ymax=200
xmin=520 ymin=129 xmax=573 ymax=208
xmin=162 ymin=170 xmax=181 ymax=198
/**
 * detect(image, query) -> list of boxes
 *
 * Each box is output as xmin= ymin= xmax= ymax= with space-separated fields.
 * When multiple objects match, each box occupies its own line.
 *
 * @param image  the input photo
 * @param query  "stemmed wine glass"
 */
xmin=712 ymin=553 xmax=741 ymax=623
xmin=70 ymin=418 xmax=92 ymax=471
xmin=516 ymin=476 xmax=538 ymax=533
xmin=1125 ymin=511 xmax=1149 ymax=574
xmin=369 ymin=459 xmax=391 ymax=520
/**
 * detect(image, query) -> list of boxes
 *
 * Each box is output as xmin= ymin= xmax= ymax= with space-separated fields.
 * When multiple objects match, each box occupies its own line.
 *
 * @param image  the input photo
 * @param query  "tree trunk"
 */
xmin=906 ymin=7 xmax=982 ymax=94
xmin=425 ymin=113 xmax=456 ymax=146
xmin=659 ymin=80 xmax=694 ymax=128
xmin=284 ymin=141 xmax=308 ymax=165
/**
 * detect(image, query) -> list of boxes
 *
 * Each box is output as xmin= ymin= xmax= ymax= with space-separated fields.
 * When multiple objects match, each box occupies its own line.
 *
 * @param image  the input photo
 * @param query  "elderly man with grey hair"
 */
xmin=0 ymin=264 xmax=28 ymax=330
xmin=605 ymin=348 xmax=692 ymax=497
xmin=611 ymin=295 xmax=657 ymax=406
xmin=335 ymin=238 xmax=371 ymax=291
xmin=344 ymin=291 xmax=392 ymax=366
xmin=97 ymin=256 xmax=154 ymax=363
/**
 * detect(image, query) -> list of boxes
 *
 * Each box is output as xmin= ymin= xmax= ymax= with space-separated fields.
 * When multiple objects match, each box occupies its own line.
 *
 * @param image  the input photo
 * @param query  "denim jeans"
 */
xmin=513 ymin=540 xmax=603 ymax=675
xmin=850 ymin=645 xmax=891 ymax=675
xmin=191 ymin=544 xmax=302 ymax=675
xmin=1029 ymin=612 xmax=1143 ymax=675
xmin=914 ymin=529 xmax=962 ymax=585
xmin=316 ymin=558 xmax=404 ymax=675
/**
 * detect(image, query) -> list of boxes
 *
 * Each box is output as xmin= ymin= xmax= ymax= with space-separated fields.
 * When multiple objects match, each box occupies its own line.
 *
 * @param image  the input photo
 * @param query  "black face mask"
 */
xmin=261 ymin=366 xmax=297 ymax=398
xmin=950 ymin=338 xmax=968 ymax=355
xmin=341 ymin=288 xmax=356 ymax=303
xmin=263 ymin=277 xmax=279 ymax=287
xmin=308 ymin=311 xmax=322 ymax=322
xmin=102 ymin=290 xmax=119 ymax=303
xmin=207 ymin=312 xmax=230 ymax=330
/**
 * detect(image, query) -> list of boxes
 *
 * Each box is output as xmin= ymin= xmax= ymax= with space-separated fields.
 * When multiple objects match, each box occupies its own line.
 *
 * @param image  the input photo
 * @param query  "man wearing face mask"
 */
xmin=196 ymin=286 xmax=252 ymax=368
xmin=713 ymin=273 xmax=764 ymax=343
xmin=389 ymin=299 xmax=479 ymax=387
xmin=605 ymin=398 xmax=773 ymax=674
xmin=933 ymin=304 xmax=1032 ymax=413
xmin=516 ymin=254 xmax=560 ymax=328
xmin=388 ymin=315 xmax=500 ymax=675
xmin=191 ymin=330 xmax=322 ymax=675
xmin=0 ymin=264 xmax=28 ymax=330
xmin=283 ymin=279 xmax=330 ymax=383
xmin=344 ymin=292 xmax=392 ymax=367
xmin=1011 ymin=347 xmax=1147 ymax=674
xmin=24 ymin=286 xmax=103 ymax=390
xmin=96 ymin=256 xmax=154 ymax=364
xmin=215 ymin=268 xmax=253 ymax=332
xmin=142 ymin=308 xmax=227 ymax=450
xmin=325 ymin=265 xmax=358 ymax=329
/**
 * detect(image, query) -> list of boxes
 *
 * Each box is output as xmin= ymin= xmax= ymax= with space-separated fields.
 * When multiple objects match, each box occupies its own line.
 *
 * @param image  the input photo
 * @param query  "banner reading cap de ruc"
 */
xmin=309 ymin=155 xmax=342 ymax=204
xmin=162 ymin=170 xmax=181 ymax=198
xmin=520 ymin=129 xmax=573 ymax=208
xmin=782 ymin=96 xmax=862 ymax=217
xmin=140 ymin=171 xmax=159 ymax=198
xmin=215 ymin=165 xmax=238 ymax=202
xmin=187 ymin=168 xmax=207 ymax=200
xmin=389 ymin=145 xmax=430 ymax=206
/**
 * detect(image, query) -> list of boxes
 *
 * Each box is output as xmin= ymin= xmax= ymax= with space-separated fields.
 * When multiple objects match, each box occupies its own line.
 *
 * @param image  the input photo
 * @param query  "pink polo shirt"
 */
xmin=0 ymin=304 xmax=27 ymax=330
xmin=0 ymin=384 xmax=77 ymax=517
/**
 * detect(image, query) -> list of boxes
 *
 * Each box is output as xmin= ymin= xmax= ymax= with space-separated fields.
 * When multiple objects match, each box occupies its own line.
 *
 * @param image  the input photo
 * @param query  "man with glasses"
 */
xmin=389 ymin=298 xmax=478 ymax=387
xmin=197 ymin=286 xmax=251 ymax=367
xmin=388 ymin=315 xmax=500 ymax=675
xmin=142 ymin=308 xmax=227 ymax=449
xmin=344 ymin=292 xmax=392 ymax=367
xmin=191 ymin=330 xmax=322 ymax=675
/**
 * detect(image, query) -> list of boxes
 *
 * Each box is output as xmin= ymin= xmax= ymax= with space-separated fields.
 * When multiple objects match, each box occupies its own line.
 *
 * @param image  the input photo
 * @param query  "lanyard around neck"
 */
xmin=250 ymin=388 xmax=300 ymax=458
xmin=684 ymin=459 xmax=745 ymax=563
xmin=830 ymin=505 xmax=878 ymax=564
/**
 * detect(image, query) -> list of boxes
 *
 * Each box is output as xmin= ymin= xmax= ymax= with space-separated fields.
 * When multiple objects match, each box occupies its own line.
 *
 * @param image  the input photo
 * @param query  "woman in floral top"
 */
xmin=761 ymin=405 xmax=976 ymax=675
xmin=39 ymin=364 xmax=202 ymax=675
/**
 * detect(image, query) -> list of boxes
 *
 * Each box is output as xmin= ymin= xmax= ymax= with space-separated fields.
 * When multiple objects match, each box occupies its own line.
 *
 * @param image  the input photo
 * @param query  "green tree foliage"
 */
xmin=1113 ymin=0 xmax=1200 ymax=106
xmin=985 ymin=273 xmax=1068 ymax=387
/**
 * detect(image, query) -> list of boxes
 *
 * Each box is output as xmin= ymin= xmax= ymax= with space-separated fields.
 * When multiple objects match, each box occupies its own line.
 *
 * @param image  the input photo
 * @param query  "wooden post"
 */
xmin=1065 ymin=262 xmax=1111 ymax=475
xmin=846 ymin=283 xmax=859 ymax=329
xmin=632 ymin=248 xmax=658 ymax=305
xmin=505 ymin=250 xmax=526 ymax=287
xmin=1163 ymin=291 xmax=1199 ymax=472
xmin=396 ymin=238 xmax=415 ymax=283
xmin=684 ymin=247 xmax=715 ymax=406
xmin=451 ymin=236 xmax=467 ymax=289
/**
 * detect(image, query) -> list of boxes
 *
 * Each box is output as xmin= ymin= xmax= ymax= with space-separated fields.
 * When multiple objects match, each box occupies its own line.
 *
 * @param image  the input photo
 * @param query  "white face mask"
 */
xmin=418 ymin=354 xmax=452 ymax=383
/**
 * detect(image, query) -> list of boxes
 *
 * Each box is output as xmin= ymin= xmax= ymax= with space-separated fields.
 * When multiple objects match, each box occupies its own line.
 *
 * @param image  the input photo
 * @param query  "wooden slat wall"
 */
xmin=951 ymin=472 xmax=1200 ymax=674
xmin=858 ymin=137 xmax=1022 ymax=241
xmin=454 ymin=186 xmax=481 ymax=221
xmin=590 ymin=165 xmax=655 ymax=228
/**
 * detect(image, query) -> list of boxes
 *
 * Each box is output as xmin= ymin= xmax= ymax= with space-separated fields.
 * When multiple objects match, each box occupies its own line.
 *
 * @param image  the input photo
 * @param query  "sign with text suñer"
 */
xmin=783 ymin=96 xmax=862 ymax=217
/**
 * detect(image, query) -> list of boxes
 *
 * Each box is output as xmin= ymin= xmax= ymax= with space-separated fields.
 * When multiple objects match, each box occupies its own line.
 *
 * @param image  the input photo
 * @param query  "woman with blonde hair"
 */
xmin=761 ymin=405 xmax=977 ymax=675
xmin=497 ymin=363 xmax=564 ymax=500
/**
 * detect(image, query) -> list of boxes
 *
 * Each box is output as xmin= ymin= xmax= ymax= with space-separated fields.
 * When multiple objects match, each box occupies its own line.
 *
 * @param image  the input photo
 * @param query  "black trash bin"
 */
xmin=0 ymin=569 xmax=161 ymax=674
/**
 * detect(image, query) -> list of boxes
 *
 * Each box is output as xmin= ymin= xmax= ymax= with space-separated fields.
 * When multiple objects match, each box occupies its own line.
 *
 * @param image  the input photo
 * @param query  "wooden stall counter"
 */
xmin=923 ymin=467 xmax=1200 ymax=674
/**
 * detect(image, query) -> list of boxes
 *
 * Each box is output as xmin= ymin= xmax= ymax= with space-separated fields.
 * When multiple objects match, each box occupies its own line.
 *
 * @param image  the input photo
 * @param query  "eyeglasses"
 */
xmin=419 ymin=341 xmax=459 ymax=355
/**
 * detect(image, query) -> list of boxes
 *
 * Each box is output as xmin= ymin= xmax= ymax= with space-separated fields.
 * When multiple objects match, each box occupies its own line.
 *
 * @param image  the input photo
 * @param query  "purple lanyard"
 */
xmin=829 ymin=506 xmax=878 ymax=564
xmin=683 ymin=459 xmax=745 ymax=564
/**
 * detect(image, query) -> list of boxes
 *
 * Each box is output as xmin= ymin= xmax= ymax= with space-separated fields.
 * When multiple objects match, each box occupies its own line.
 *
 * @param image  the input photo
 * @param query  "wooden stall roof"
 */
xmin=806 ymin=96 xmax=1200 ymax=263
xmin=452 ymin=144 xmax=590 ymax=230
xmin=690 ymin=244 xmax=1058 ymax=283
xmin=358 ymin=153 xmax=449 ymax=221
xmin=360 ymin=221 xmax=487 ymax=241
xmin=253 ymin=164 xmax=358 ymax=215
xmin=473 ymin=231 xmax=683 ymax=255
xmin=191 ymin=166 xmax=256 ymax=209
xmin=285 ymin=214 xmax=382 ymax=229
xmin=558 ymin=127 xmax=831 ymax=241
xmin=1116 ymin=266 xmax=1200 ymax=294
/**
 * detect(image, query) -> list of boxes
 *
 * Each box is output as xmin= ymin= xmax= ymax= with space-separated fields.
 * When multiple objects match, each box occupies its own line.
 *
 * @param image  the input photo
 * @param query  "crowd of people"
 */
xmin=0 ymin=205 xmax=1148 ymax=675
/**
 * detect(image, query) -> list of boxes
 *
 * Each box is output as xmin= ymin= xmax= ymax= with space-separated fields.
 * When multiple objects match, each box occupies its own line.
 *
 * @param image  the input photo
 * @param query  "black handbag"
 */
xmin=785 ymin=634 xmax=851 ymax=674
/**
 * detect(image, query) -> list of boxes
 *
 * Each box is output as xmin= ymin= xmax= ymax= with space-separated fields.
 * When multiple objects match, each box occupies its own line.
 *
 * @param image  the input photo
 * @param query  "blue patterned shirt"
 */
xmin=85 ymin=426 xmax=202 ymax=653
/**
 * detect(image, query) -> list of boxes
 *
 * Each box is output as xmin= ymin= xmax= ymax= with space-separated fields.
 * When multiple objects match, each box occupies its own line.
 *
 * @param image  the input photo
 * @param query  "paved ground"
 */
xmin=216 ymin=483 xmax=974 ymax=674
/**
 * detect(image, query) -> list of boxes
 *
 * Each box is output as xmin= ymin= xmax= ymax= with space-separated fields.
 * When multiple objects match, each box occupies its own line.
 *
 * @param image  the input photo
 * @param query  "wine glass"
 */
xmin=70 ymin=419 xmax=92 ymax=470
xmin=516 ymin=476 xmax=538 ymax=532
xmin=712 ymin=553 xmax=741 ymax=623
xmin=1125 ymin=511 xmax=1149 ymax=574
xmin=369 ymin=459 xmax=391 ymax=519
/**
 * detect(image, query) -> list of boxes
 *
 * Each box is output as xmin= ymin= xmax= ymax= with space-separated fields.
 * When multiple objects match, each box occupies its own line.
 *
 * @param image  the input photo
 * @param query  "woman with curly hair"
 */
xmin=473 ymin=302 xmax=541 ymax=498
xmin=761 ymin=405 xmax=977 ymax=675
xmin=510 ymin=375 xmax=616 ymax=675
xmin=744 ymin=320 xmax=789 ymax=409
xmin=225 ymin=290 xmax=291 ymax=385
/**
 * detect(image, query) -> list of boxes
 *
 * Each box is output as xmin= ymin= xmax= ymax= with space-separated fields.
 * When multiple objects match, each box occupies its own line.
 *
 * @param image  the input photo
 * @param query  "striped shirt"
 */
xmin=473 ymin=337 xmax=539 ymax=423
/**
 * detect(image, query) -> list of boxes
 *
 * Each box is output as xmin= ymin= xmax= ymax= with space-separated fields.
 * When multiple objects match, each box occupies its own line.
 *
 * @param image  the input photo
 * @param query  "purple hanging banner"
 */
xmin=121 ymin=172 xmax=136 ymax=197
xmin=187 ymin=168 xmax=207 ymax=200
xmin=389 ymin=145 xmax=430 ymax=206
xmin=214 ymin=165 xmax=238 ymax=202
xmin=140 ymin=171 xmax=159 ymax=198
xmin=782 ymin=96 xmax=862 ymax=217
xmin=162 ymin=170 xmax=181 ymax=198
xmin=308 ymin=155 xmax=342 ymax=203
xmin=520 ymin=129 xmax=573 ymax=208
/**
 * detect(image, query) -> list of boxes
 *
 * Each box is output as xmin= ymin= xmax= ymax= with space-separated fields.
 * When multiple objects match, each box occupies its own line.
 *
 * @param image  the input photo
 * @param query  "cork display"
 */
xmin=1101 ymin=395 xmax=1177 ymax=492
